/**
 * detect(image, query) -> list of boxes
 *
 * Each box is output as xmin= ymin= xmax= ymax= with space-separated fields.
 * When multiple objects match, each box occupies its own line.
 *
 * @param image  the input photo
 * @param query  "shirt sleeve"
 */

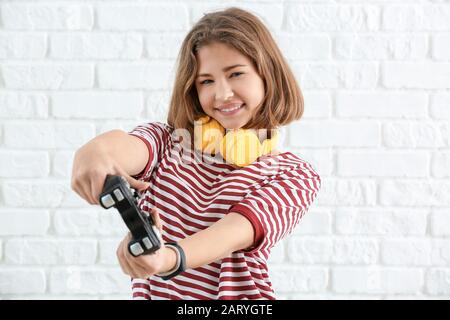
xmin=230 ymin=159 xmax=321 ymax=254
xmin=128 ymin=122 xmax=172 ymax=181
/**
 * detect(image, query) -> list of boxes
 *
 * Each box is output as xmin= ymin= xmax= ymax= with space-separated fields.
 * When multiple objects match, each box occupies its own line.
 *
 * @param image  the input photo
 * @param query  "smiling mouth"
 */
xmin=215 ymin=104 xmax=245 ymax=114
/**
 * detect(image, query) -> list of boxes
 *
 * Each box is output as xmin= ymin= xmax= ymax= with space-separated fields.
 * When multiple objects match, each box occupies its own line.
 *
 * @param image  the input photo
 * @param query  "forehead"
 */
xmin=196 ymin=42 xmax=251 ymax=71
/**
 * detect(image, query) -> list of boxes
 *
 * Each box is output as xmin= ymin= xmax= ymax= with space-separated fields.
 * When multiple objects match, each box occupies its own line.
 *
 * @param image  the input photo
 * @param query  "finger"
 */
xmin=122 ymin=238 xmax=150 ymax=279
xmin=71 ymin=176 xmax=94 ymax=205
xmin=114 ymin=165 xmax=150 ymax=192
xmin=150 ymin=207 xmax=163 ymax=231
xmin=90 ymin=179 xmax=101 ymax=205
xmin=117 ymin=236 xmax=134 ymax=275
xmin=77 ymin=173 xmax=97 ymax=205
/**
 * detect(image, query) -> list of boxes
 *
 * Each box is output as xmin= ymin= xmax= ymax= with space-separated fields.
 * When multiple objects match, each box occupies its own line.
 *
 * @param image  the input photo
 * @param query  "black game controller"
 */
xmin=99 ymin=175 xmax=162 ymax=257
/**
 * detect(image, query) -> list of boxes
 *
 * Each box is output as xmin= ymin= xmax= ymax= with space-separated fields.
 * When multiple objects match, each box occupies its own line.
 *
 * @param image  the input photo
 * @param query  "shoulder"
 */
xmin=131 ymin=121 xmax=174 ymax=137
xmin=264 ymin=151 xmax=321 ymax=181
xmin=144 ymin=121 xmax=174 ymax=132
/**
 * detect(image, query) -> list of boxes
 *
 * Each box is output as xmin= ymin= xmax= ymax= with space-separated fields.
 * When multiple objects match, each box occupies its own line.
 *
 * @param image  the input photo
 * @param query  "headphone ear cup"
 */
xmin=261 ymin=130 xmax=279 ymax=155
xmin=194 ymin=117 xmax=225 ymax=155
xmin=220 ymin=130 xmax=261 ymax=167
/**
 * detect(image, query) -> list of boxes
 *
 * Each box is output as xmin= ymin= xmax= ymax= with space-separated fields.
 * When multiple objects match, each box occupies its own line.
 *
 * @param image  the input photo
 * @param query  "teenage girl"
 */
xmin=72 ymin=7 xmax=321 ymax=300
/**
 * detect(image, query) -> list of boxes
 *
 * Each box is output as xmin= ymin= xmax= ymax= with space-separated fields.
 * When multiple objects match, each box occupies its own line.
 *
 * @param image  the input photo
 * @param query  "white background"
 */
xmin=0 ymin=0 xmax=449 ymax=299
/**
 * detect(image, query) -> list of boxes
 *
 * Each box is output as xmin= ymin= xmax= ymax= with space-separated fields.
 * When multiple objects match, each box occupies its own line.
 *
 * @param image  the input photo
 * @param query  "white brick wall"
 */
xmin=0 ymin=0 xmax=449 ymax=300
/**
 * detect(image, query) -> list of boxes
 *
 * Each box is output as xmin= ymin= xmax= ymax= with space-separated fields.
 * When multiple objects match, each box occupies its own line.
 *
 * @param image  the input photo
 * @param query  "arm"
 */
xmin=72 ymin=129 xmax=150 ymax=204
xmin=120 ymin=211 xmax=256 ymax=279
xmin=179 ymin=212 xmax=255 ymax=269
xmin=78 ymin=129 xmax=149 ymax=176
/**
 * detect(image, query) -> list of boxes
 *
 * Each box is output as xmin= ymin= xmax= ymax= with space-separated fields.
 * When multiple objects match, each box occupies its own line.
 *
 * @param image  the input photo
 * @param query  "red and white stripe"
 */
xmin=128 ymin=122 xmax=321 ymax=300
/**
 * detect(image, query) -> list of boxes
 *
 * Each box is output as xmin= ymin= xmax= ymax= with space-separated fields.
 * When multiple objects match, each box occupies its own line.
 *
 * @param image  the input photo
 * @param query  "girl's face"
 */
xmin=195 ymin=42 xmax=265 ymax=130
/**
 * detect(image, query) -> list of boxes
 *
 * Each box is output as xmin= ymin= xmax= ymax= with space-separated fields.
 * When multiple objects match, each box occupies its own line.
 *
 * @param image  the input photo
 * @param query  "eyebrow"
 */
xmin=197 ymin=64 xmax=247 ymax=78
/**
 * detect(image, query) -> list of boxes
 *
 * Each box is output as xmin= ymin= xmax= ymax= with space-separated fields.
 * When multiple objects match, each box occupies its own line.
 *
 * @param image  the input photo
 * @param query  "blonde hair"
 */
xmin=167 ymin=7 xmax=303 ymax=144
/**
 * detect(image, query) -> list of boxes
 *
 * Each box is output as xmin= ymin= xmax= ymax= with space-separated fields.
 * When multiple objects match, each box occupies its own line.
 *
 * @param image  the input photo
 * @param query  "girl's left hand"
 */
xmin=116 ymin=207 xmax=169 ymax=279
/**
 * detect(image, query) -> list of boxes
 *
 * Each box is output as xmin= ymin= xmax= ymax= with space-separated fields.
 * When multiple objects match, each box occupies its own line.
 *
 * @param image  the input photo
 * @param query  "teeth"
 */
xmin=220 ymin=104 xmax=242 ymax=112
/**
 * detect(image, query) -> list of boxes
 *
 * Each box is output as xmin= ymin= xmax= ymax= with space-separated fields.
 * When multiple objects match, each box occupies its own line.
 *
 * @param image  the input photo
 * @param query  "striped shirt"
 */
xmin=128 ymin=122 xmax=321 ymax=300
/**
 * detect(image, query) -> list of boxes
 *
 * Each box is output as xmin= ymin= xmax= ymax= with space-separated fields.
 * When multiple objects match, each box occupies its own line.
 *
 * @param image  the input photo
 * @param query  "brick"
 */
xmin=426 ymin=268 xmax=450 ymax=295
xmin=52 ymin=92 xmax=143 ymax=119
xmin=54 ymin=209 xmax=127 ymax=236
xmin=5 ymin=239 xmax=97 ymax=265
xmin=335 ymin=35 xmax=427 ymax=60
xmin=3 ymin=181 xmax=85 ymax=208
xmin=315 ymin=179 xmax=376 ymax=206
xmin=4 ymin=122 xmax=95 ymax=149
xmin=1 ymin=63 xmax=94 ymax=89
xmin=332 ymin=267 xmax=423 ymax=294
xmin=54 ymin=209 xmax=99 ymax=236
xmin=289 ymin=121 xmax=379 ymax=147
xmin=99 ymin=238 xmax=122 ymax=265
xmin=276 ymin=34 xmax=331 ymax=60
xmin=293 ymin=209 xmax=332 ymax=235
xmin=0 ymin=33 xmax=47 ymax=59
xmin=0 ymin=151 xmax=49 ymax=178
xmin=432 ymin=152 xmax=450 ymax=178
xmin=270 ymin=266 xmax=328 ymax=293
xmin=381 ymin=239 xmax=431 ymax=266
xmin=267 ymin=240 xmax=285 ymax=264
xmin=443 ymin=124 xmax=450 ymax=147
xmin=0 ymin=93 xmax=48 ymax=119
xmin=337 ymin=151 xmax=429 ymax=177
xmin=301 ymin=91 xmax=332 ymax=118
xmin=146 ymin=91 xmax=171 ymax=122
xmin=1 ymin=4 xmax=93 ymax=30
xmin=332 ymin=238 xmax=378 ymax=265
xmin=383 ymin=122 xmax=444 ymax=148
xmin=430 ymin=209 xmax=450 ymax=236
xmin=432 ymin=35 xmax=450 ymax=60
xmin=336 ymin=92 xmax=427 ymax=118
xmin=191 ymin=4 xmax=283 ymax=31
xmin=286 ymin=5 xmax=379 ymax=31
xmin=430 ymin=94 xmax=450 ymax=120
xmin=380 ymin=180 xmax=450 ymax=206
xmin=335 ymin=208 xmax=427 ymax=236
xmin=0 ymin=268 xmax=46 ymax=294
xmin=431 ymin=240 xmax=450 ymax=266
xmin=49 ymin=267 xmax=131 ymax=294
xmin=97 ymin=4 xmax=188 ymax=31
xmin=98 ymin=62 xmax=173 ymax=90
xmin=50 ymin=33 xmax=142 ymax=59
xmin=383 ymin=5 xmax=450 ymax=31
xmin=294 ymin=149 xmax=330 ymax=179
xmin=288 ymin=237 xmax=332 ymax=264
xmin=0 ymin=210 xmax=49 ymax=235
xmin=382 ymin=62 xmax=450 ymax=89
xmin=53 ymin=151 xmax=74 ymax=178
xmin=145 ymin=34 xmax=185 ymax=59
xmin=293 ymin=62 xmax=378 ymax=89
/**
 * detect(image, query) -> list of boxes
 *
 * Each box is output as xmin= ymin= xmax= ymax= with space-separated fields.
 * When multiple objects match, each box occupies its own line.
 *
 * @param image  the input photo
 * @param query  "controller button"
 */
xmin=100 ymin=194 xmax=115 ymax=208
xmin=113 ymin=188 xmax=124 ymax=201
xmin=130 ymin=243 xmax=144 ymax=256
xmin=143 ymin=237 xmax=153 ymax=249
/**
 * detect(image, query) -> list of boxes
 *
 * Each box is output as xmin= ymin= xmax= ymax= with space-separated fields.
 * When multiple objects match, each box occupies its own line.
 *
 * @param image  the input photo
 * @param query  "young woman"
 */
xmin=72 ymin=7 xmax=321 ymax=300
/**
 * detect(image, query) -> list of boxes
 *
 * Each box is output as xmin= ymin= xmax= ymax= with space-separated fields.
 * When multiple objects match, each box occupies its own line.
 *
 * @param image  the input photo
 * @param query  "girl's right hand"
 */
xmin=71 ymin=140 xmax=150 ymax=205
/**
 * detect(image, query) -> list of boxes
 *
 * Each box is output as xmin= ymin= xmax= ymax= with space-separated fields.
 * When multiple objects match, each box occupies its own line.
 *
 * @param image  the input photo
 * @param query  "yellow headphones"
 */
xmin=193 ymin=115 xmax=279 ymax=167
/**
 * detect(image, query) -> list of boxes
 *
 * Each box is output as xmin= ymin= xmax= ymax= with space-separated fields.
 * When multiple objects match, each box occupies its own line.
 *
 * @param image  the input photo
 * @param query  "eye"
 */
xmin=200 ymin=79 xmax=213 ymax=85
xmin=230 ymin=72 xmax=243 ymax=78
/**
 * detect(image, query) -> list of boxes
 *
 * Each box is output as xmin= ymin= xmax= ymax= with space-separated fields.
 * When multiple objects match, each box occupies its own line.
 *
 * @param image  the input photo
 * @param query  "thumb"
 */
xmin=114 ymin=165 xmax=150 ymax=191
xmin=127 ymin=176 xmax=150 ymax=192
xmin=150 ymin=207 xmax=163 ymax=231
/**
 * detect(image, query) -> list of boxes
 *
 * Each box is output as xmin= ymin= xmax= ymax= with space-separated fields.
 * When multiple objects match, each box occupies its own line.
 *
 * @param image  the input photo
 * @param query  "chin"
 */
xmin=219 ymin=121 xmax=246 ymax=130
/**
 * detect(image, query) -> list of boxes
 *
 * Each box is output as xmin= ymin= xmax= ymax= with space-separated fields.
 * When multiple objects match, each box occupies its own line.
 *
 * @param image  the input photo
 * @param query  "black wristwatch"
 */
xmin=157 ymin=242 xmax=186 ymax=280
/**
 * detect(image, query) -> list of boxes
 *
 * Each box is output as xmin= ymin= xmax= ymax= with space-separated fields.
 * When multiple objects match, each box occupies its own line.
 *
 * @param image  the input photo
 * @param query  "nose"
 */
xmin=214 ymin=79 xmax=234 ymax=102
